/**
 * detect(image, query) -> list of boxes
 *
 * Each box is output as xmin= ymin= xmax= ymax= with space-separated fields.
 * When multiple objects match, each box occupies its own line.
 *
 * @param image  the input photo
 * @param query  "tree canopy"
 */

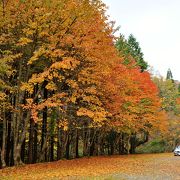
xmin=0 ymin=0 xmax=168 ymax=168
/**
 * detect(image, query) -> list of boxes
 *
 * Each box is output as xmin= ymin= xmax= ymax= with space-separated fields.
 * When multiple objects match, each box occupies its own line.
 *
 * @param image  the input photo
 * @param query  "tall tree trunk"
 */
xmin=28 ymin=119 xmax=34 ymax=164
xmin=41 ymin=87 xmax=48 ymax=161
xmin=50 ymin=134 xmax=54 ymax=161
xmin=58 ymin=129 xmax=68 ymax=159
xmin=100 ymin=134 xmax=105 ymax=155
xmin=39 ymin=136 xmax=49 ymax=162
xmin=90 ymin=129 xmax=95 ymax=156
xmin=75 ymin=129 xmax=79 ymax=158
xmin=121 ymin=133 xmax=126 ymax=154
xmin=118 ymin=133 xmax=123 ymax=155
xmin=70 ymin=128 xmax=78 ymax=159
xmin=83 ymin=128 xmax=90 ymax=156
xmin=65 ymin=131 xmax=70 ymax=159
xmin=94 ymin=131 xmax=100 ymax=156
xmin=126 ymin=135 xmax=131 ymax=155
xmin=10 ymin=134 xmax=14 ymax=166
xmin=130 ymin=133 xmax=136 ymax=154
xmin=33 ymin=123 xmax=38 ymax=163
xmin=13 ymin=112 xmax=30 ymax=166
xmin=1 ymin=107 xmax=7 ymax=168
xmin=6 ymin=120 xmax=11 ymax=166
xmin=50 ymin=111 xmax=55 ymax=162
xmin=21 ymin=139 xmax=25 ymax=163
xmin=33 ymin=85 xmax=39 ymax=164
xmin=57 ymin=128 xmax=61 ymax=160
xmin=13 ymin=142 xmax=22 ymax=166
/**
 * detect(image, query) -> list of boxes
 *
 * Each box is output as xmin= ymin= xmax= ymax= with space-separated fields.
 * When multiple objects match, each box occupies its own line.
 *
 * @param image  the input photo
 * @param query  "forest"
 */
xmin=0 ymin=0 xmax=179 ymax=168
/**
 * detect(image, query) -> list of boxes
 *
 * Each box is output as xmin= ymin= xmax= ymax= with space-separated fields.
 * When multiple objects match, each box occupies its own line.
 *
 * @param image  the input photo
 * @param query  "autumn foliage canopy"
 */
xmin=0 ymin=0 xmax=168 ymax=167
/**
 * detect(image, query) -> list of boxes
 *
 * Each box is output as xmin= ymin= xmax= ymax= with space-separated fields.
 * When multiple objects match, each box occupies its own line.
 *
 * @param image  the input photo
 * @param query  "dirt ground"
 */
xmin=0 ymin=153 xmax=179 ymax=180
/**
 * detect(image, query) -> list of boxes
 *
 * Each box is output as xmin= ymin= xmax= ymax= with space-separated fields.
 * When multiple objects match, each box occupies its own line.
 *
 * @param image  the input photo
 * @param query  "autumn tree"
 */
xmin=153 ymin=77 xmax=179 ymax=113
xmin=0 ymin=0 xmax=169 ymax=168
xmin=152 ymin=75 xmax=180 ymax=149
xmin=0 ymin=0 xmax=117 ymax=166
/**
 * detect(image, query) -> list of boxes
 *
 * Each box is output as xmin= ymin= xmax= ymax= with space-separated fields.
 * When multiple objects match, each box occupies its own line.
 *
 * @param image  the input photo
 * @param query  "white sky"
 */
xmin=103 ymin=0 xmax=180 ymax=80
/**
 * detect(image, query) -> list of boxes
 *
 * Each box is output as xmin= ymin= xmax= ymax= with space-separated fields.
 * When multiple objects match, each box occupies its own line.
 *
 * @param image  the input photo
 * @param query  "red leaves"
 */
xmin=101 ymin=61 xmax=166 ymax=133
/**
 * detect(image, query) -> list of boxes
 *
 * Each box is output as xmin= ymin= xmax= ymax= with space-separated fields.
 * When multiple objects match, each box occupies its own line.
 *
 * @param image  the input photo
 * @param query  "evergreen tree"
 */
xmin=166 ymin=68 xmax=174 ymax=82
xmin=116 ymin=34 xmax=148 ymax=72
xmin=127 ymin=34 xmax=148 ymax=71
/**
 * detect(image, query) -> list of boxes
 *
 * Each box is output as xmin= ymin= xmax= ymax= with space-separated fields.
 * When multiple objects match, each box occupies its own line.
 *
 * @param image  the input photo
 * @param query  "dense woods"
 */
xmin=0 ymin=0 xmax=179 ymax=168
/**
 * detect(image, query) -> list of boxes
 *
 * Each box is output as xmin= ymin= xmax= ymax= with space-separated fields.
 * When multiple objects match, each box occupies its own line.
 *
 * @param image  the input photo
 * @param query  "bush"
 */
xmin=136 ymin=138 xmax=166 ymax=154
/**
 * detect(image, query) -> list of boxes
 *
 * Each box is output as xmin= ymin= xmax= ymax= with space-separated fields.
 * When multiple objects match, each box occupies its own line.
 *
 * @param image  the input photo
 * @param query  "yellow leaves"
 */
xmin=66 ymin=79 xmax=78 ymax=89
xmin=0 ymin=0 xmax=169 ymax=151
xmin=22 ymin=98 xmax=34 ymax=111
xmin=70 ymin=95 xmax=77 ymax=103
xmin=0 ymin=153 xmax=179 ymax=179
xmin=22 ymin=28 xmax=35 ymax=36
xmin=0 ymin=53 xmax=22 ymax=77
xmin=93 ymin=109 xmax=107 ymax=122
xmin=51 ymin=61 xmax=68 ymax=70
xmin=46 ymin=81 xmax=57 ymax=91
xmin=50 ymin=57 xmax=80 ymax=70
xmin=0 ymin=53 xmax=22 ymax=63
xmin=17 ymin=37 xmax=33 ymax=46
xmin=83 ymin=95 xmax=102 ymax=106
xmin=26 ymin=98 xmax=33 ymax=105
xmin=59 ymin=120 xmax=68 ymax=131
xmin=77 ymin=107 xmax=107 ymax=123
xmin=29 ymin=22 xmax=38 ymax=29
xmin=84 ymin=87 xmax=97 ymax=95
xmin=28 ymin=47 xmax=46 ymax=65
xmin=48 ymin=71 xmax=64 ymax=81
xmin=29 ymin=71 xmax=49 ymax=84
xmin=39 ymin=31 xmax=50 ymax=38
xmin=77 ymin=107 xmax=94 ymax=118
xmin=50 ymin=49 xmax=65 ymax=59
xmin=0 ymin=92 xmax=6 ymax=101
xmin=20 ymin=82 xmax=34 ymax=94
xmin=0 ymin=33 xmax=10 ymax=45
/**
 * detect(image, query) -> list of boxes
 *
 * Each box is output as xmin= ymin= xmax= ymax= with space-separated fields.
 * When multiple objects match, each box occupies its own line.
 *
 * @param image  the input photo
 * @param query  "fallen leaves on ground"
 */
xmin=0 ymin=153 xmax=180 ymax=180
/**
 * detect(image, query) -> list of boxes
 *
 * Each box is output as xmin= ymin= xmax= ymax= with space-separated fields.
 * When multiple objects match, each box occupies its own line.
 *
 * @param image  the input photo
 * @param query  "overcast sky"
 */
xmin=103 ymin=0 xmax=180 ymax=80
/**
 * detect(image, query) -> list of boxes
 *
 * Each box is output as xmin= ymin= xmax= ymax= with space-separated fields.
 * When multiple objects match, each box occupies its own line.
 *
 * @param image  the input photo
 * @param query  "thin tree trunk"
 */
xmin=21 ymin=139 xmax=25 ymax=163
xmin=13 ymin=112 xmax=30 ymax=166
xmin=75 ymin=129 xmax=79 ymax=158
xmin=33 ymin=123 xmax=38 ymax=163
xmin=6 ymin=120 xmax=11 ymax=166
xmin=118 ymin=133 xmax=122 ymax=155
xmin=57 ymin=128 xmax=61 ymax=160
xmin=28 ymin=119 xmax=34 ymax=164
xmin=50 ymin=134 xmax=54 ymax=161
xmin=50 ymin=111 xmax=55 ymax=162
xmin=14 ymin=144 xmax=23 ymax=166
xmin=65 ymin=131 xmax=70 ymax=159
xmin=1 ymin=107 xmax=7 ymax=168
xmin=126 ymin=135 xmax=131 ymax=155
xmin=130 ymin=133 xmax=136 ymax=154
xmin=100 ymin=134 xmax=105 ymax=155
xmin=83 ymin=128 xmax=89 ymax=156
xmin=41 ymin=87 xmax=48 ymax=161
xmin=39 ymin=136 xmax=49 ymax=162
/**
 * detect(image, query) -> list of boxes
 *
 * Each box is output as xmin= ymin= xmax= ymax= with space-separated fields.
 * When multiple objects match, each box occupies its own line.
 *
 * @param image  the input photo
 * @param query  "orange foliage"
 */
xmin=0 ymin=153 xmax=179 ymax=179
xmin=0 ymin=0 xmax=168 ymax=156
xmin=101 ymin=64 xmax=167 ymax=133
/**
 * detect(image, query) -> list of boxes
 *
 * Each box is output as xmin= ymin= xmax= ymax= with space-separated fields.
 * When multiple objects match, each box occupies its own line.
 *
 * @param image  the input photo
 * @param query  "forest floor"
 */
xmin=0 ymin=153 xmax=180 ymax=180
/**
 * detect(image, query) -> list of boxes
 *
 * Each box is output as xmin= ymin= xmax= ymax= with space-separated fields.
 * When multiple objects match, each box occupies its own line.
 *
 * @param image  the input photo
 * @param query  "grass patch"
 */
xmin=136 ymin=138 xmax=166 ymax=153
